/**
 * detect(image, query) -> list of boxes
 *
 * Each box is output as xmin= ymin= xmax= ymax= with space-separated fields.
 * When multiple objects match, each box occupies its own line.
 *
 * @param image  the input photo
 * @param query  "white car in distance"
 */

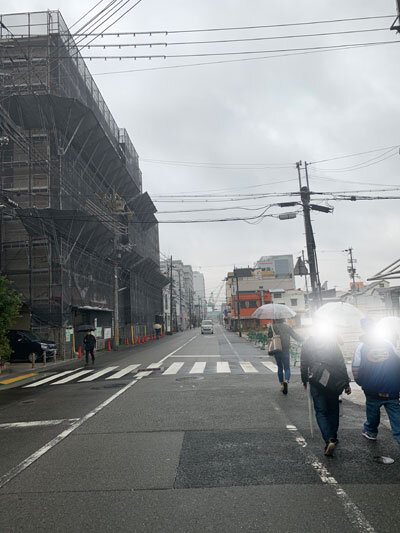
xmin=201 ymin=319 xmax=214 ymax=334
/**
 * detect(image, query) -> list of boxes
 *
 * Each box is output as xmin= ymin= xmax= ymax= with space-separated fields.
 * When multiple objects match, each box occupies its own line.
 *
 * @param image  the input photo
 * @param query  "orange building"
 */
xmin=230 ymin=291 xmax=272 ymax=330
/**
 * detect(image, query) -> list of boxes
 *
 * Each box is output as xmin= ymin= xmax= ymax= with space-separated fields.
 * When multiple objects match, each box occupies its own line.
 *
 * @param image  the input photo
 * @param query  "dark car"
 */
xmin=7 ymin=330 xmax=57 ymax=363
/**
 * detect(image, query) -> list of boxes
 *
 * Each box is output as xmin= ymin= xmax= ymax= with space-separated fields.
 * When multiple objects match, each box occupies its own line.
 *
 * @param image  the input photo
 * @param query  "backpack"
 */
xmin=309 ymin=359 xmax=348 ymax=396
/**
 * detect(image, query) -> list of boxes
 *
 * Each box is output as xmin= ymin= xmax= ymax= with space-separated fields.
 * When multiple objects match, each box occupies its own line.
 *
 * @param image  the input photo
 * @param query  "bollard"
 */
xmin=31 ymin=353 xmax=36 ymax=369
xmin=107 ymin=341 xmax=111 ymax=351
xmin=126 ymin=337 xmax=129 ymax=345
xmin=78 ymin=346 xmax=82 ymax=359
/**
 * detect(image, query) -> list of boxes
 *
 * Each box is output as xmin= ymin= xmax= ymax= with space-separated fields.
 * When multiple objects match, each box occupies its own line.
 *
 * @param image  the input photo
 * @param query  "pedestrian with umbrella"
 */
xmin=301 ymin=321 xmax=351 ymax=457
xmin=252 ymin=304 xmax=303 ymax=394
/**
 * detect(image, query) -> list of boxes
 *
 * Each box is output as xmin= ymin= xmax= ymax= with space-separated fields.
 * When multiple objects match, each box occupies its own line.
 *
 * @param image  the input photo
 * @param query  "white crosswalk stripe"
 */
xmin=190 ymin=362 xmax=206 ymax=374
xmin=51 ymin=369 xmax=93 ymax=385
xmin=24 ymin=370 xmax=80 ymax=388
xmin=216 ymin=362 xmax=231 ymax=373
xmin=78 ymin=366 xmax=119 ymax=382
xmin=262 ymin=361 xmax=278 ymax=372
xmin=162 ymin=362 xmax=184 ymax=375
xmin=106 ymin=364 xmax=140 ymax=380
xmin=240 ymin=362 xmax=258 ymax=373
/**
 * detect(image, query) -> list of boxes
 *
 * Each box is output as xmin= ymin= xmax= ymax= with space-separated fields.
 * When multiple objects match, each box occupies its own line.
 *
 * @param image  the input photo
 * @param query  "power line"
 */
xmin=70 ymin=1 xmax=110 ymax=30
xmin=92 ymin=40 xmax=398 ymax=74
xmin=309 ymin=144 xmax=400 ymax=164
xmin=76 ymin=27 xmax=389 ymax=48
xmin=70 ymin=14 xmax=396 ymax=36
xmin=58 ymin=39 xmax=400 ymax=60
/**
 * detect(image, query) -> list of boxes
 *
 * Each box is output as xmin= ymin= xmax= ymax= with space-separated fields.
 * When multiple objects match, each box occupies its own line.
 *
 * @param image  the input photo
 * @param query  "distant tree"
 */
xmin=0 ymin=275 xmax=22 ymax=362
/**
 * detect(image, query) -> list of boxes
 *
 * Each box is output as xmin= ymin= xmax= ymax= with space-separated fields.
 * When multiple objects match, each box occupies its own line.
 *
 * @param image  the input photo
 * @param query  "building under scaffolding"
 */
xmin=0 ymin=11 xmax=168 ymax=355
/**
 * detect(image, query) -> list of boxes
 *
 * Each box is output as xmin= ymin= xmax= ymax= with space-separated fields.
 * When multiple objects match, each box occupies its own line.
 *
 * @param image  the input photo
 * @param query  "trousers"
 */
xmin=274 ymin=351 xmax=290 ymax=383
xmin=310 ymin=384 xmax=340 ymax=443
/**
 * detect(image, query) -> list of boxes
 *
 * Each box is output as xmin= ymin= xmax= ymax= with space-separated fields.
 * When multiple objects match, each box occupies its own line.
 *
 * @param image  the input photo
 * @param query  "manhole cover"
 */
xmin=91 ymin=383 xmax=125 ymax=390
xmin=176 ymin=376 xmax=204 ymax=382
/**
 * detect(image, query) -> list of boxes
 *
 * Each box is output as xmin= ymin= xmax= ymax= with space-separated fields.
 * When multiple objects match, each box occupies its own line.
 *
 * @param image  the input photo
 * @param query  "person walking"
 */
xmin=301 ymin=332 xmax=351 ymax=456
xmin=268 ymin=318 xmax=303 ymax=394
xmin=352 ymin=318 xmax=400 ymax=447
xmin=83 ymin=330 xmax=96 ymax=365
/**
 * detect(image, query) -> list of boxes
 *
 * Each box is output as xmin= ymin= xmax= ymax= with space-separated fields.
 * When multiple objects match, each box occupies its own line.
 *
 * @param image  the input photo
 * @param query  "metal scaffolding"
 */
xmin=0 ymin=11 xmax=168 ymax=355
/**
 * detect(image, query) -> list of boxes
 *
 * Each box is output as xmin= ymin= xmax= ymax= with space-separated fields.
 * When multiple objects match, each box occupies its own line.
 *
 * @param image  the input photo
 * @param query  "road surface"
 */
xmin=1 ymin=325 xmax=399 ymax=532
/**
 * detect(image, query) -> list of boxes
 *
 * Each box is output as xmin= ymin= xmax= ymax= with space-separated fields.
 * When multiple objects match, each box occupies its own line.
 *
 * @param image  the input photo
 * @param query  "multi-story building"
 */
xmin=225 ymin=256 xmax=306 ymax=330
xmin=161 ymin=259 xmax=187 ymax=332
xmin=183 ymin=265 xmax=194 ymax=327
xmin=0 ymin=11 xmax=167 ymax=354
xmin=193 ymin=271 xmax=206 ymax=325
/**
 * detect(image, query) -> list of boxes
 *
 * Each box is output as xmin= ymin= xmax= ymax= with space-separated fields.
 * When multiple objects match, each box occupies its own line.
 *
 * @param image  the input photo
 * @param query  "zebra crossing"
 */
xmin=23 ymin=360 xmax=294 ymax=388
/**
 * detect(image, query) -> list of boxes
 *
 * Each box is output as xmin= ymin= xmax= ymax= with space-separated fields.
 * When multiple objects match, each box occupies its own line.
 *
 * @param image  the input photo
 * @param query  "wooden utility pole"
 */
xmin=169 ymin=256 xmax=173 ymax=333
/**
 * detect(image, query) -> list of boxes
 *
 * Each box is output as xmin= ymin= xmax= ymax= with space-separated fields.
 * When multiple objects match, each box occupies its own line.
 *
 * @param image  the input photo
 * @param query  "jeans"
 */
xmin=274 ymin=351 xmax=290 ymax=383
xmin=85 ymin=348 xmax=95 ymax=364
xmin=310 ymin=384 xmax=340 ymax=444
xmin=364 ymin=396 xmax=400 ymax=445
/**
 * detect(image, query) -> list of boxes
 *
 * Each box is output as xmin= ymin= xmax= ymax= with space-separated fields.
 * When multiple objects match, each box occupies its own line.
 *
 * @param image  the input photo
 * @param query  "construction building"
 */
xmin=0 ymin=11 xmax=167 ymax=355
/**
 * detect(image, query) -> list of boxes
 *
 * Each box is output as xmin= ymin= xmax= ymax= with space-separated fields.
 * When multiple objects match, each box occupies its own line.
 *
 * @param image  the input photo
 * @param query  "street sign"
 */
xmin=294 ymin=257 xmax=308 ymax=276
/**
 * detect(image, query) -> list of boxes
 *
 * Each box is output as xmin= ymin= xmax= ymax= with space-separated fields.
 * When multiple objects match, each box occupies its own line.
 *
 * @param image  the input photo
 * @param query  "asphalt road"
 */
xmin=1 ymin=325 xmax=399 ymax=532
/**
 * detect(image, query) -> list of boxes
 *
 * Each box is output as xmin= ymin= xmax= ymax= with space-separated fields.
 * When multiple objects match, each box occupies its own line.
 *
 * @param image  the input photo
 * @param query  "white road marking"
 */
xmin=281 ymin=420 xmax=375 ymax=532
xmin=51 ymin=369 xmax=93 ymax=385
xmin=0 ymin=376 xmax=144 ymax=490
xmin=148 ymin=334 xmax=198 ymax=368
xmin=78 ymin=366 xmax=119 ymax=382
xmin=170 ymin=355 xmax=220 ymax=358
xmin=23 ymin=370 xmax=79 ymax=388
xmin=105 ymin=364 xmax=140 ymax=379
xmin=240 ymin=362 xmax=258 ymax=373
xmin=162 ymin=362 xmax=184 ymax=375
xmin=190 ymin=362 xmax=206 ymax=374
xmin=221 ymin=328 xmax=239 ymax=357
xmin=216 ymin=361 xmax=231 ymax=373
xmin=0 ymin=419 xmax=79 ymax=429
xmin=262 ymin=361 xmax=278 ymax=372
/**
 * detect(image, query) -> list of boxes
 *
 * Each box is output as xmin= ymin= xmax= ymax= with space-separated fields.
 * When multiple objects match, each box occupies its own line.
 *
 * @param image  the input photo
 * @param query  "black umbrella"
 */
xmin=77 ymin=324 xmax=95 ymax=332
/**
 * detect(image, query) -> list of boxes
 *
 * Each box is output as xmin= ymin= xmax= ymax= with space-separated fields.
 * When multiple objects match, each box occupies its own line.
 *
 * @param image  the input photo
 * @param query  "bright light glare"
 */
xmin=312 ymin=320 xmax=336 ymax=339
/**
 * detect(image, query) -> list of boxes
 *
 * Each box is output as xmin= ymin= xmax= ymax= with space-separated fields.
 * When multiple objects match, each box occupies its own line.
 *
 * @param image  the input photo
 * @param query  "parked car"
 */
xmin=7 ymin=330 xmax=57 ymax=363
xmin=201 ymin=320 xmax=214 ymax=334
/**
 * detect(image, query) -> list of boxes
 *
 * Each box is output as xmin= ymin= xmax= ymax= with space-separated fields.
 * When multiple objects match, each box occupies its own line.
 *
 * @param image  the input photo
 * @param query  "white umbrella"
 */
xmin=252 ymin=303 xmax=296 ymax=320
xmin=313 ymin=302 xmax=364 ymax=329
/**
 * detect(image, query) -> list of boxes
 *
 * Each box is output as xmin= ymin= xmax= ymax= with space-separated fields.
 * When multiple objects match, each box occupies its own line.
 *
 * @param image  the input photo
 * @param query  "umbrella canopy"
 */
xmin=252 ymin=303 xmax=296 ymax=320
xmin=313 ymin=302 xmax=364 ymax=330
xmin=77 ymin=324 xmax=95 ymax=332
xmin=154 ymin=323 xmax=162 ymax=330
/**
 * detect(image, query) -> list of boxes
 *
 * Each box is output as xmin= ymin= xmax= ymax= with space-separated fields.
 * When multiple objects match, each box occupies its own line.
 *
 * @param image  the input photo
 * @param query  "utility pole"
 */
xmin=234 ymin=269 xmax=242 ymax=337
xmin=302 ymin=249 xmax=310 ymax=294
xmin=297 ymin=161 xmax=322 ymax=309
xmin=344 ymin=247 xmax=358 ymax=295
xmin=169 ymin=256 xmax=173 ymax=333
xmin=113 ymin=259 xmax=119 ymax=350
xmin=178 ymin=268 xmax=182 ymax=330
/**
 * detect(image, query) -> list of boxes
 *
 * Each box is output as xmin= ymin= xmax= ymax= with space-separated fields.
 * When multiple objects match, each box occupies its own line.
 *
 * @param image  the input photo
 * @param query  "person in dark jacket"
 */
xmin=268 ymin=319 xmax=303 ymax=394
xmin=83 ymin=330 xmax=96 ymax=365
xmin=301 ymin=333 xmax=351 ymax=456
xmin=352 ymin=319 xmax=400 ymax=446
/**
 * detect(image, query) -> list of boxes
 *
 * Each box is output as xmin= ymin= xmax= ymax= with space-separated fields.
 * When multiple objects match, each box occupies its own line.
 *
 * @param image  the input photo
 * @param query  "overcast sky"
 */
xmin=3 ymin=1 xmax=400 ymax=303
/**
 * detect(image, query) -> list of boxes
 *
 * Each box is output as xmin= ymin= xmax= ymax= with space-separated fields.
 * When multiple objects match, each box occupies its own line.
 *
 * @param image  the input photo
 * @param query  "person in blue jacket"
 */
xmin=352 ymin=318 xmax=400 ymax=446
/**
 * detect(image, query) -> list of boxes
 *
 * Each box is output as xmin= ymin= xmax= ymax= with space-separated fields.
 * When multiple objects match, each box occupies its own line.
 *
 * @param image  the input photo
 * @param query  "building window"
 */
xmin=290 ymin=298 xmax=298 ymax=306
xmin=273 ymin=293 xmax=282 ymax=299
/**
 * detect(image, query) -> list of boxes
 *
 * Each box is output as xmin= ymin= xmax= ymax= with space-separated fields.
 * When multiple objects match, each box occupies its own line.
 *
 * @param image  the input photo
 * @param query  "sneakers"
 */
xmin=280 ymin=383 xmax=284 ymax=392
xmin=324 ymin=440 xmax=337 ymax=457
xmin=362 ymin=431 xmax=377 ymax=441
xmin=282 ymin=381 xmax=288 ymax=395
